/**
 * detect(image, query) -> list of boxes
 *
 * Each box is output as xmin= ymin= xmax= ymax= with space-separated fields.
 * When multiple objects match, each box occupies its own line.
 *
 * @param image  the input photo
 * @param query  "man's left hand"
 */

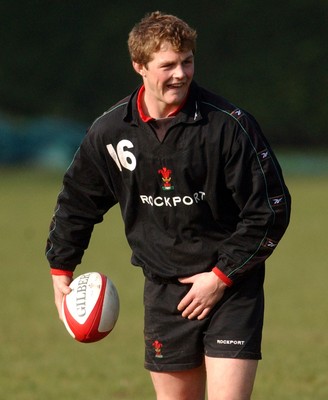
xmin=177 ymin=271 xmax=227 ymax=320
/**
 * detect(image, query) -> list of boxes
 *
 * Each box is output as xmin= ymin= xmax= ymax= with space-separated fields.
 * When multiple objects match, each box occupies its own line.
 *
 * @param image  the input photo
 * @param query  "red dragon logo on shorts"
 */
xmin=158 ymin=167 xmax=174 ymax=191
xmin=152 ymin=340 xmax=164 ymax=358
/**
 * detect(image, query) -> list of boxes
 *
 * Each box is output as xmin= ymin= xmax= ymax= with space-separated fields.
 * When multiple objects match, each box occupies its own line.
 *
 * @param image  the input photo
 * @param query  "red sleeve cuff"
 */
xmin=50 ymin=268 xmax=74 ymax=278
xmin=212 ymin=267 xmax=233 ymax=287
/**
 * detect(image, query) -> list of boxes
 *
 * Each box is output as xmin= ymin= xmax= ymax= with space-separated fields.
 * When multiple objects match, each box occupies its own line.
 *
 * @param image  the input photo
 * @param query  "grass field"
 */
xmin=1 ymin=168 xmax=327 ymax=399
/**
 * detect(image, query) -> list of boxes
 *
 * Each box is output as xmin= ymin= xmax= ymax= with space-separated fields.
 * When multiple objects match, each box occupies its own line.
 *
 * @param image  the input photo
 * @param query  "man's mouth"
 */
xmin=167 ymin=82 xmax=185 ymax=89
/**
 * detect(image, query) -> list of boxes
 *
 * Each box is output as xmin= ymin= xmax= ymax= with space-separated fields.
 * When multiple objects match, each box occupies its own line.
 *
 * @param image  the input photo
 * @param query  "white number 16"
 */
xmin=106 ymin=140 xmax=136 ymax=171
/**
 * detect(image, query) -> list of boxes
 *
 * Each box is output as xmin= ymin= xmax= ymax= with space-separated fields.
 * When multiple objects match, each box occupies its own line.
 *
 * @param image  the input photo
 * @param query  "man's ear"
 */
xmin=132 ymin=61 xmax=146 ymax=77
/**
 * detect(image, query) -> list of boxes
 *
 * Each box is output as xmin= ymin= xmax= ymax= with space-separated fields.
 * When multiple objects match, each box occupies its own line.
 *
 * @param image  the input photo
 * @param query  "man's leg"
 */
xmin=150 ymin=363 xmax=206 ymax=400
xmin=205 ymin=357 xmax=258 ymax=400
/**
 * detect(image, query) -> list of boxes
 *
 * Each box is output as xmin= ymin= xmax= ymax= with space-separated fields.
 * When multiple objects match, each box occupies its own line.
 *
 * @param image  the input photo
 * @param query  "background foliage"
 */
xmin=1 ymin=0 xmax=327 ymax=148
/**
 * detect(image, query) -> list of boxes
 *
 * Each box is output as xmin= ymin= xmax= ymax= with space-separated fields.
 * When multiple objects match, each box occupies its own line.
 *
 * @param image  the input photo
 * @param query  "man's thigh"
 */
xmin=205 ymin=357 xmax=258 ymax=400
xmin=150 ymin=363 xmax=206 ymax=400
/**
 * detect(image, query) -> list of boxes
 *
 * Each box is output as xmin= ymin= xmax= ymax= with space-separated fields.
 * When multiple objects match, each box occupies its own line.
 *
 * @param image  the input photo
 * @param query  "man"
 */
xmin=47 ymin=11 xmax=291 ymax=400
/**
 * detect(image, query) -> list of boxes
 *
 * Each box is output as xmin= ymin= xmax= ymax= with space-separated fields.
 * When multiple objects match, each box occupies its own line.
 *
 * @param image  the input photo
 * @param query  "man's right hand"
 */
xmin=52 ymin=275 xmax=73 ymax=320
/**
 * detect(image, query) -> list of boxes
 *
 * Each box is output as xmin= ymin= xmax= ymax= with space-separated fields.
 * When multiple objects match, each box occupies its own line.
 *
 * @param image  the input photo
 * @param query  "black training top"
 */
xmin=46 ymin=81 xmax=291 ymax=284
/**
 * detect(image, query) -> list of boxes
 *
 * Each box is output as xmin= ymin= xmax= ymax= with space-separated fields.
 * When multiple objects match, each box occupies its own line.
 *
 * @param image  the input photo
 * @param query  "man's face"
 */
xmin=135 ymin=42 xmax=194 ymax=117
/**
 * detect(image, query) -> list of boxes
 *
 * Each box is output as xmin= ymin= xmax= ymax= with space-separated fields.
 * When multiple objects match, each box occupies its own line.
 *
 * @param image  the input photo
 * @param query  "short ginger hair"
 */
xmin=128 ymin=11 xmax=197 ymax=65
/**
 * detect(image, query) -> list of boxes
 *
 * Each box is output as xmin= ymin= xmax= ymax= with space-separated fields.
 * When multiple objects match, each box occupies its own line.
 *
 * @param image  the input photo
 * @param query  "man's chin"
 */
xmin=165 ymin=92 xmax=187 ymax=106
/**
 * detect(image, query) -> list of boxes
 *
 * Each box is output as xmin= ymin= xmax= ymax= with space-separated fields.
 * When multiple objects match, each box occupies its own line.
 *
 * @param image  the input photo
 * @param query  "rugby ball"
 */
xmin=62 ymin=272 xmax=120 ymax=343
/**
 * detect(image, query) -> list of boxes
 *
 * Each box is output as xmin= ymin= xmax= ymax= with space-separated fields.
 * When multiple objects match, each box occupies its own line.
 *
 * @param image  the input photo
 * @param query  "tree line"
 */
xmin=1 ymin=0 xmax=327 ymax=147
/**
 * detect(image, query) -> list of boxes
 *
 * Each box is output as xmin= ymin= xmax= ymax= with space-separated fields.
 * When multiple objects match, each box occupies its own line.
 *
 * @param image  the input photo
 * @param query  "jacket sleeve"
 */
xmin=45 ymin=134 xmax=118 ymax=272
xmin=214 ymin=112 xmax=291 ymax=284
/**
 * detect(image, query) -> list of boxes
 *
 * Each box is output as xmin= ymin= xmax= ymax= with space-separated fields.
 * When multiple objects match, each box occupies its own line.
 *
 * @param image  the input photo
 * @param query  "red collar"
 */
xmin=137 ymin=85 xmax=188 ymax=122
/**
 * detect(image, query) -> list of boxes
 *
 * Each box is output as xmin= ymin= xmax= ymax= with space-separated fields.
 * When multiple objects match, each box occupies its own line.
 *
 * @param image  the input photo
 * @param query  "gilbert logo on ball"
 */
xmin=62 ymin=272 xmax=120 ymax=343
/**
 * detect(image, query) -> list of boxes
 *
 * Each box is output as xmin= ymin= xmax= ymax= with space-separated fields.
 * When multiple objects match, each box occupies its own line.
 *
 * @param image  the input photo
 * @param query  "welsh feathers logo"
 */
xmin=152 ymin=340 xmax=164 ymax=358
xmin=158 ymin=167 xmax=174 ymax=191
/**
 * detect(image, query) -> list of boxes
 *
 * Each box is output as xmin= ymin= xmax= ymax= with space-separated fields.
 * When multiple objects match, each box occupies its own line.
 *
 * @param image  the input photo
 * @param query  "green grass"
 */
xmin=0 ymin=169 xmax=327 ymax=399
xmin=253 ymin=175 xmax=328 ymax=400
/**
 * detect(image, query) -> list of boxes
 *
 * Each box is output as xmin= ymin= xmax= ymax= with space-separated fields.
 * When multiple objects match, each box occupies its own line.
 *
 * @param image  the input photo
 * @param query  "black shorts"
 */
xmin=143 ymin=266 xmax=265 ymax=372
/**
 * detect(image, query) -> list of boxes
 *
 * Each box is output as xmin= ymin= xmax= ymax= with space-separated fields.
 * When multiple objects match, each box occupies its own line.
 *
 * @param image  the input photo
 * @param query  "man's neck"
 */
xmin=143 ymin=94 xmax=175 ymax=119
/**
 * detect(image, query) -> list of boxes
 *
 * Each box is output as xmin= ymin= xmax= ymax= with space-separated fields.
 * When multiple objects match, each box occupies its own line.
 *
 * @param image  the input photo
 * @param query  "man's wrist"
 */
xmin=50 ymin=268 xmax=74 ymax=278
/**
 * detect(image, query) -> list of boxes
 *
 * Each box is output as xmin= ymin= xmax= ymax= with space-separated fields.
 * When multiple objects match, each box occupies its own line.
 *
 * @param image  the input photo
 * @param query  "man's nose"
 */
xmin=172 ymin=64 xmax=186 ymax=79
